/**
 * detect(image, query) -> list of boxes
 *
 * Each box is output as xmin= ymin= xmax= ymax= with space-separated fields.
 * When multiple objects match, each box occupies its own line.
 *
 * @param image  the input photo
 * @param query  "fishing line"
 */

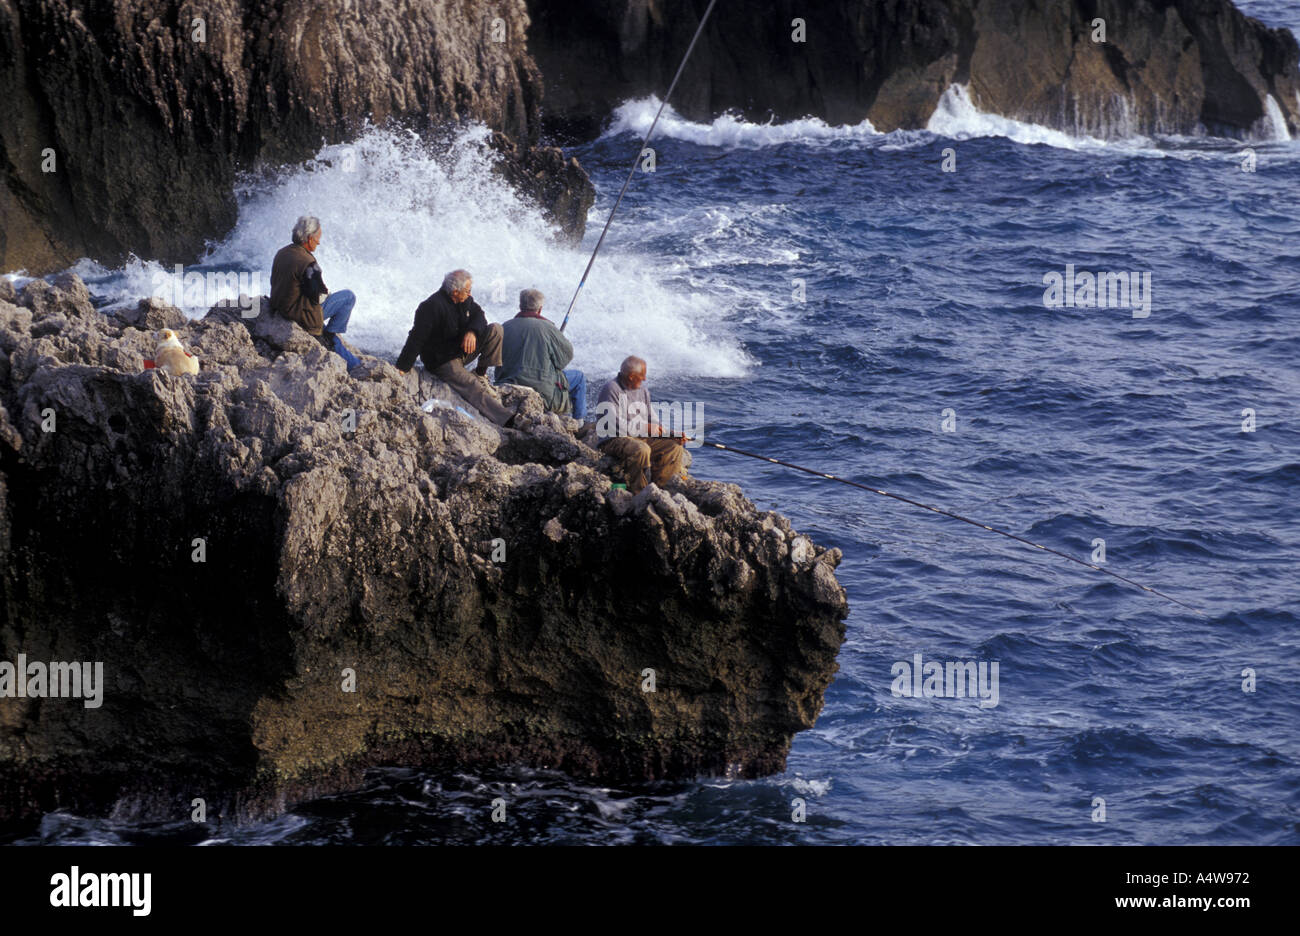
xmin=560 ymin=0 xmax=720 ymax=332
xmin=699 ymin=440 xmax=1204 ymax=615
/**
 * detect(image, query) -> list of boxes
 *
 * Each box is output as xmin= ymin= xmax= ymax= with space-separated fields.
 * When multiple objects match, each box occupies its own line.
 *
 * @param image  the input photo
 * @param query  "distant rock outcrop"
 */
xmin=0 ymin=275 xmax=848 ymax=830
xmin=527 ymin=0 xmax=1300 ymax=140
xmin=0 ymin=0 xmax=594 ymax=274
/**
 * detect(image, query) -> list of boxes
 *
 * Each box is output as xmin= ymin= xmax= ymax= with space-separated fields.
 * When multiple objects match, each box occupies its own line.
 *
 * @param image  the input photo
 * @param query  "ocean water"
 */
xmin=10 ymin=5 xmax=1300 ymax=844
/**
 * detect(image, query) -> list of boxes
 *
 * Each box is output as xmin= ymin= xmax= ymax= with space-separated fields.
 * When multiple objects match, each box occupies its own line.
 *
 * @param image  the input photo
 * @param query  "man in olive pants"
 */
xmin=594 ymin=355 xmax=686 ymax=493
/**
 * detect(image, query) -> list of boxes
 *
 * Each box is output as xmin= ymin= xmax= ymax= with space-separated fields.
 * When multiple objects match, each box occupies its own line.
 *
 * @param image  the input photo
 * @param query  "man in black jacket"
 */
xmin=396 ymin=269 xmax=519 ymax=426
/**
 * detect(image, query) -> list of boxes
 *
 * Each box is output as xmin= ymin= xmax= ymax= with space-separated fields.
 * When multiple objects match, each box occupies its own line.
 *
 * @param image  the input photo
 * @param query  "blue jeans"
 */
xmin=564 ymin=368 xmax=587 ymax=419
xmin=321 ymin=290 xmax=360 ymax=368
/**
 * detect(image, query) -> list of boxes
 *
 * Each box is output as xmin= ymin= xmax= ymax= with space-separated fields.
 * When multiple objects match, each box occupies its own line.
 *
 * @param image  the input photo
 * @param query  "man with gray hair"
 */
xmin=496 ymin=288 xmax=587 ymax=420
xmin=593 ymin=355 xmax=686 ymax=493
xmin=396 ymin=270 xmax=521 ymax=427
xmin=270 ymin=215 xmax=360 ymax=369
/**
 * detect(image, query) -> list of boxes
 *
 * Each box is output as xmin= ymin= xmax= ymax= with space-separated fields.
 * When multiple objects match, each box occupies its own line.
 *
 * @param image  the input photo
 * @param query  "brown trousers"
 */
xmin=600 ymin=436 xmax=685 ymax=493
xmin=432 ymin=323 xmax=513 ymax=425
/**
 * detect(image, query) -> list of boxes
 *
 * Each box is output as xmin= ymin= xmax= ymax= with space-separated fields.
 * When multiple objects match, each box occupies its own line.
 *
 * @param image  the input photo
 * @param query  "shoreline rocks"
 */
xmin=0 ymin=275 xmax=848 ymax=832
xmin=526 ymin=0 xmax=1300 ymax=141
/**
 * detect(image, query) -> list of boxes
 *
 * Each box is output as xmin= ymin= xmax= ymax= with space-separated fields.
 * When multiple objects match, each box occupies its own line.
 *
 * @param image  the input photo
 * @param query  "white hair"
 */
xmin=519 ymin=288 xmax=544 ymax=311
xmin=442 ymin=269 xmax=472 ymax=295
xmin=619 ymin=355 xmax=646 ymax=378
xmin=292 ymin=215 xmax=321 ymax=245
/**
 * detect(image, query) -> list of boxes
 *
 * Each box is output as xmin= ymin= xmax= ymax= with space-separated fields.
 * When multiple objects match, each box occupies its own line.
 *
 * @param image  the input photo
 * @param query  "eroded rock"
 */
xmin=0 ymin=275 xmax=848 ymax=830
xmin=1 ymin=0 xmax=594 ymax=274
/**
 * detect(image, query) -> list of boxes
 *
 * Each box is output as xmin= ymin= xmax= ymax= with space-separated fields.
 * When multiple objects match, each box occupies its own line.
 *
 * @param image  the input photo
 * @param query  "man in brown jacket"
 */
xmin=270 ymin=215 xmax=360 ymax=369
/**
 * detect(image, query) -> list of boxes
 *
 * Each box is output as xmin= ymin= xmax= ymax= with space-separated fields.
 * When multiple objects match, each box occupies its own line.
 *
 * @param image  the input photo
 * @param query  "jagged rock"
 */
xmin=490 ymin=132 xmax=596 ymax=243
xmin=527 ymin=0 xmax=1300 ymax=140
xmin=1 ymin=0 xmax=594 ymax=274
xmin=0 ymin=275 xmax=848 ymax=830
xmin=116 ymin=297 xmax=188 ymax=332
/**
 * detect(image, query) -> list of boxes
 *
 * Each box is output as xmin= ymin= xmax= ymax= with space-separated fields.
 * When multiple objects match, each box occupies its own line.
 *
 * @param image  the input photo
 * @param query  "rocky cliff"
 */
xmin=527 ymin=0 xmax=1300 ymax=140
xmin=0 ymin=276 xmax=848 ymax=830
xmin=6 ymin=1 xmax=1295 ymax=277
xmin=0 ymin=0 xmax=594 ymax=274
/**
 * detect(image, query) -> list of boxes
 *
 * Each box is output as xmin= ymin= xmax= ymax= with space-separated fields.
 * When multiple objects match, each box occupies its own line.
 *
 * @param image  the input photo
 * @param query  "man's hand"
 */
xmin=461 ymin=332 xmax=477 ymax=355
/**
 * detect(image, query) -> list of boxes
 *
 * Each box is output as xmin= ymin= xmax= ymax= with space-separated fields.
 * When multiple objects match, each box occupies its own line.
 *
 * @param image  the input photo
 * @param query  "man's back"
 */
xmin=499 ymin=316 xmax=573 ymax=410
xmin=270 ymin=243 xmax=322 ymax=334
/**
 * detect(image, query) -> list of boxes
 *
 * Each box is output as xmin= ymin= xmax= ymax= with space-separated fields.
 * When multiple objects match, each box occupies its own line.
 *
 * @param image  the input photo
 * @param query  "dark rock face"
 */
xmin=0 ymin=275 xmax=847 ymax=830
xmin=0 ymin=0 xmax=595 ymax=274
xmin=526 ymin=0 xmax=1300 ymax=140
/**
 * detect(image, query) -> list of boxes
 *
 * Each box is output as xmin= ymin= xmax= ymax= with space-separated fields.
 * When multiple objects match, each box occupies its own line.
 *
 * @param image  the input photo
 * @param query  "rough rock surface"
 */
xmin=0 ymin=275 xmax=848 ymax=830
xmin=0 ymin=0 xmax=595 ymax=274
xmin=527 ymin=0 xmax=1300 ymax=140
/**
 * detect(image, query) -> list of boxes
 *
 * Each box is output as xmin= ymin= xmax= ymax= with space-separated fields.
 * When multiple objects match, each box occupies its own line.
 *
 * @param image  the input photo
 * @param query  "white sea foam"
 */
xmin=1263 ymin=93 xmax=1292 ymax=141
xmin=83 ymin=125 xmax=752 ymax=379
xmin=925 ymin=84 xmax=1108 ymax=150
xmin=604 ymin=86 xmax=1142 ymax=155
xmin=602 ymin=96 xmax=881 ymax=147
xmin=600 ymin=83 xmax=1300 ymax=161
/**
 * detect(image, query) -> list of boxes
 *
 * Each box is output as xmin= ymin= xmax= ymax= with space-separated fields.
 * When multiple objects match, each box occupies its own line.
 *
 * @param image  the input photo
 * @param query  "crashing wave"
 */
xmin=602 ymin=97 xmax=881 ymax=147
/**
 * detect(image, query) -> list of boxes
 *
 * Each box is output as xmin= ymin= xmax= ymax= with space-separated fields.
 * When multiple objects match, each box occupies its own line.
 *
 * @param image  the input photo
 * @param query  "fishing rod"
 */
xmin=560 ymin=0 xmax=720 ymax=333
xmin=698 ymin=440 xmax=1204 ymax=615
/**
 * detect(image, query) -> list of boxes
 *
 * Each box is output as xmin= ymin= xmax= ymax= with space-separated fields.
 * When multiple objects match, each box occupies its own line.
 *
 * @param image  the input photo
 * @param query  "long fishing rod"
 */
xmin=560 ymin=0 xmax=720 ymax=333
xmin=699 ymin=440 xmax=1204 ymax=615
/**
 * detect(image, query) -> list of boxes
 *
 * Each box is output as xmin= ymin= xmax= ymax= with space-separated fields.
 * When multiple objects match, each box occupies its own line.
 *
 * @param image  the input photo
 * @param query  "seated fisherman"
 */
xmin=594 ymin=355 xmax=685 ymax=494
xmin=497 ymin=288 xmax=587 ymax=420
xmin=269 ymin=215 xmax=360 ymax=370
xmin=395 ymin=269 xmax=522 ymax=428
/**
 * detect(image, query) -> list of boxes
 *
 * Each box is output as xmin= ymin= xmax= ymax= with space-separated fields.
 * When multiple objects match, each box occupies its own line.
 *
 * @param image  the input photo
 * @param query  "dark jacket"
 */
xmin=396 ymin=289 xmax=489 ymax=371
xmin=270 ymin=243 xmax=328 ymax=335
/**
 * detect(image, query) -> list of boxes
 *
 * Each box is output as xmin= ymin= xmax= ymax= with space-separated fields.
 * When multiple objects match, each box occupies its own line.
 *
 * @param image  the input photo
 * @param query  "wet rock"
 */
xmin=114 ymin=298 xmax=174 ymax=333
xmin=0 ymin=274 xmax=848 ymax=830
xmin=2 ymin=0 xmax=595 ymax=274
xmin=527 ymin=0 xmax=1300 ymax=140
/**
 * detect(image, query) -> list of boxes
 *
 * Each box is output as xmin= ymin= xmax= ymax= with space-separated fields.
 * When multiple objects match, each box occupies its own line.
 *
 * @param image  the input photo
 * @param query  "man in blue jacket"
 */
xmin=395 ymin=269 xmax=520 ymax=427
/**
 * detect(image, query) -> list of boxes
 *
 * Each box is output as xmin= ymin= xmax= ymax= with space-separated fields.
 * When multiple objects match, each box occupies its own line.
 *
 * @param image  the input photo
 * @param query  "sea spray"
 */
xmin=82 ymin=125 xmax=751 ymax=381
xmin=603 ymin=95 xmax=881 ymax=148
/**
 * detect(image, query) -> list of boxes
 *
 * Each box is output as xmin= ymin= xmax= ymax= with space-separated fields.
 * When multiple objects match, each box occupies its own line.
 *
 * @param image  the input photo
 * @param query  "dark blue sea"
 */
xmin=12 ymin=1 xmax=1300 ymax=845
